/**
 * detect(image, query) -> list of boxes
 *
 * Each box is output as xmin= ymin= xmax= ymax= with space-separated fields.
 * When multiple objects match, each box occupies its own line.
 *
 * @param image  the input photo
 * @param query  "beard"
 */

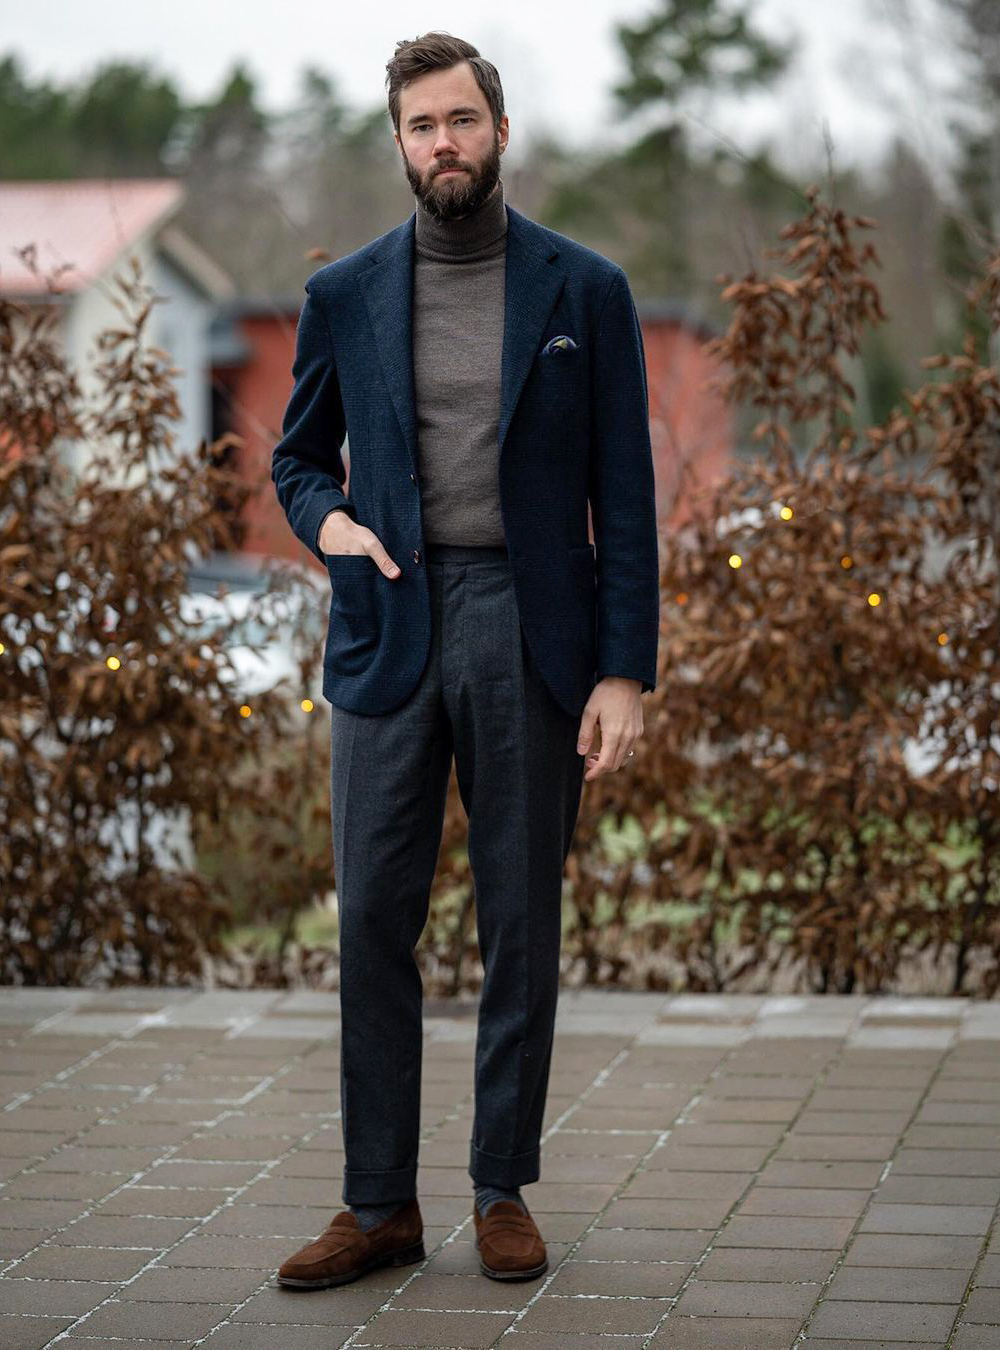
xmin=402 ymin=134 xmax=502 ymax=222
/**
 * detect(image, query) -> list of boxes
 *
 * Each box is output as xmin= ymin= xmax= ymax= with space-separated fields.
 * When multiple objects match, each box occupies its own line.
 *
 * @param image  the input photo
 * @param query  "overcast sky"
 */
xmin=5 ymin=0 xmax=966 ymax=188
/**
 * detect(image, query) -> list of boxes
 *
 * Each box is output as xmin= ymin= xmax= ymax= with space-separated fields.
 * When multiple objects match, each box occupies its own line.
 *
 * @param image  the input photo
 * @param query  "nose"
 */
xmin=432 ymin=126 xmax=460 ymax=158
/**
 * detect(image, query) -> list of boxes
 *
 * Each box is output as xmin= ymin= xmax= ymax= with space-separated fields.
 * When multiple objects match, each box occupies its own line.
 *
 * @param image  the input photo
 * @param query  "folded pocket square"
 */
xmin=541 ymin=334 xmax=578 ymax=355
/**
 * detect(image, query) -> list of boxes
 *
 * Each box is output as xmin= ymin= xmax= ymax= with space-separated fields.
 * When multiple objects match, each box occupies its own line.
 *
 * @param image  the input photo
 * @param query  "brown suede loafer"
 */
xmin=473 ymin=1199 xmax=548 ymax=1280
xmin=276 ymin=1198 xmax=424 ymax=1289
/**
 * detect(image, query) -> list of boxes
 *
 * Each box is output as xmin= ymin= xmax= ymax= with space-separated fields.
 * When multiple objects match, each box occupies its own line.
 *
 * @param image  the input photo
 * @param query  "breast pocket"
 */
xmin=535 ymin=344 xmax=584 ymax=418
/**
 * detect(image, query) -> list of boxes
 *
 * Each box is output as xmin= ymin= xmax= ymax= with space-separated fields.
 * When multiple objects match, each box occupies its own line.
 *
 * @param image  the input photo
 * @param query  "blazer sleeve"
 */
xmin=588 ymin=266 xmax=660 ymax=695
xmin=271 ymin=282 xmax=357 ymax=563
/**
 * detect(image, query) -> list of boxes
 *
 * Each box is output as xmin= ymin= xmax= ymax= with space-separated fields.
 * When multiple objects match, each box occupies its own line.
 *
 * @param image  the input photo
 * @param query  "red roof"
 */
xmin=0 ymin=178 xmax=184 ymax=296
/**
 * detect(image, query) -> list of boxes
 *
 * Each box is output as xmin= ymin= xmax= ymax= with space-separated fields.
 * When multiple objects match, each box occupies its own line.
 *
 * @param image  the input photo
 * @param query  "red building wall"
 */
xmin=215 ymin=304 xmax=734 ymax=568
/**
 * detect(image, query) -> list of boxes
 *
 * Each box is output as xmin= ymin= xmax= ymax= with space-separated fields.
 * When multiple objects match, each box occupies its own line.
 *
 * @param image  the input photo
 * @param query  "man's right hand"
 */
xmin=319 ymin=509 xmax=401 ymax=578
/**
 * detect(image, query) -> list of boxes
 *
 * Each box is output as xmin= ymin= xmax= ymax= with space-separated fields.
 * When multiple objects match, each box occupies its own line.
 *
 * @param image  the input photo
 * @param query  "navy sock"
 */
xmin=475 ymin=1182 xmax=527 ymax=1216
xmin=349 ymin=1199 xmax=411 ymax=1231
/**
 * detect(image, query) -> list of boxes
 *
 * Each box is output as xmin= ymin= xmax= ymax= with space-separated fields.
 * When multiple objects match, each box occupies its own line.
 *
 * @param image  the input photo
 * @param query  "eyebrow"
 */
xmin=405 ymin=105 xmax=480 ymax=129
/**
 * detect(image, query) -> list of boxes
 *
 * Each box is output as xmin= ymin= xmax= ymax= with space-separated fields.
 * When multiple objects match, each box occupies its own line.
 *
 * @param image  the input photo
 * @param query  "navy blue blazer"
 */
xmin=271 ymin=202 xmax=660 ymax=720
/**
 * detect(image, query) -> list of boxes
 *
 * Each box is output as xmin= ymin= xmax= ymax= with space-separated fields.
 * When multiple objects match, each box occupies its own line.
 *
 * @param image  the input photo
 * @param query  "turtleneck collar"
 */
xmin=414 ymin=178 xmax=507 ymax=262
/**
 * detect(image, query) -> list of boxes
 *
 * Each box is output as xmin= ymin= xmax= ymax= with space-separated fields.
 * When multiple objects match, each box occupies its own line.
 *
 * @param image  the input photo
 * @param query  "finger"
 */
xmin=600 ymin=732 xmax=627 ymax=775
xmin=585 ymin=736 xmax=619 ymax=779
xmin=577 ymin=709 xmax=597 ymax=755
xmin=368 ymin=539 xmax=401 ymax=577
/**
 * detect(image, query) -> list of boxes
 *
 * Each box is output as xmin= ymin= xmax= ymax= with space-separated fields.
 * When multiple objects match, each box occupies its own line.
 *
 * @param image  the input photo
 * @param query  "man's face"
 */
xmin=394 ymin=61 xmax=509 ymax=221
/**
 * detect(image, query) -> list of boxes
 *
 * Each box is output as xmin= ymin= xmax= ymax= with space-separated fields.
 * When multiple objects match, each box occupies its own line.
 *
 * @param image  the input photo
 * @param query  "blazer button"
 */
xmin=412 ymin=548 xmax=421 ymax=564
xmin=409 ymin=472 xmax=416 ymax=484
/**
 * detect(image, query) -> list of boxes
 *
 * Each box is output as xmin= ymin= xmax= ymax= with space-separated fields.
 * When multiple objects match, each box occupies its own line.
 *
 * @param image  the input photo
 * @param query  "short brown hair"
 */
xmin=386 ymin=31 xmax=505 ymax=137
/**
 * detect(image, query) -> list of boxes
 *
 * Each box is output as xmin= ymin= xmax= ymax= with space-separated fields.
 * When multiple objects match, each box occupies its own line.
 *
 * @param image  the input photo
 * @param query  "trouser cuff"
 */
xmin=469 ymin=1140 xmax=540 ymax=1189
xmin=342 ymin=1163 xmax=418 ymax=1206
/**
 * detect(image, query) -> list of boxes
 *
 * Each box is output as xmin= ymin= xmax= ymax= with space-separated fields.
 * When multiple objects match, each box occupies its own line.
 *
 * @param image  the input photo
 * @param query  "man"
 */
xmin=272 ymin=31 xmax=659 ymax=1289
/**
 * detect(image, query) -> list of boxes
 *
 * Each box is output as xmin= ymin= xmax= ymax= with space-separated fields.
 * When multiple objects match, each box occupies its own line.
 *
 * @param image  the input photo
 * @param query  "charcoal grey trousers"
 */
xmin=329 ymin=541 xmax=586 ymax=1205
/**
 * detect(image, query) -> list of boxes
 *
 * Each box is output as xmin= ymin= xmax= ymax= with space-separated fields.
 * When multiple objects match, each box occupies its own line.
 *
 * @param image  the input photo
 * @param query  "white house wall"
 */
xmin=61 ymin=236 xmax=212 ymax=487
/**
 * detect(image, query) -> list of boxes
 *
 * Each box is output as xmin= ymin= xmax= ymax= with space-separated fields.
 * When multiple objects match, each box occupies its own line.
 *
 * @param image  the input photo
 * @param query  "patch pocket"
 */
xmin=324 ymin=553 xmax=379 ymax=655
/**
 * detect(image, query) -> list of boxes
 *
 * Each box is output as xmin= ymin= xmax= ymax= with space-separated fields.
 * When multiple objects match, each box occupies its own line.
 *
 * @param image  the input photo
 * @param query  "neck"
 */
xmin=414 ymin=178 xmax=507 ymax=262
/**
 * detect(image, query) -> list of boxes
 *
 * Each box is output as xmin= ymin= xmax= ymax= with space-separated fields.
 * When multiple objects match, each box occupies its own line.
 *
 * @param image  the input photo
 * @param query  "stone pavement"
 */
xmin=0 ymin=989 xmax=999 ymax=1349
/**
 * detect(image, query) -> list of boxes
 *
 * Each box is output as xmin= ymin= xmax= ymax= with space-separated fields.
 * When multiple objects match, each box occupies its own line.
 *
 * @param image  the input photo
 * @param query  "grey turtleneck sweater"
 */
xmin=412 ymin=178 xmax=508 ymax=547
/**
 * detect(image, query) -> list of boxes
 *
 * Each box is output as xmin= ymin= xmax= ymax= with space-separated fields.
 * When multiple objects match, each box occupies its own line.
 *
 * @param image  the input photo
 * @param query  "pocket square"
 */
xmin=541 ymin=334 xmax=578 ymax=356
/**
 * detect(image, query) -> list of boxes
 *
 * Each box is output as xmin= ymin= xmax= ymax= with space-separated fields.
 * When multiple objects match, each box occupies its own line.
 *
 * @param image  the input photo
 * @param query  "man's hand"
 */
xmin=577 ymin=677 xmax=643 ymax=781
xmin=319 ymin=510 xmax=401 ymax=579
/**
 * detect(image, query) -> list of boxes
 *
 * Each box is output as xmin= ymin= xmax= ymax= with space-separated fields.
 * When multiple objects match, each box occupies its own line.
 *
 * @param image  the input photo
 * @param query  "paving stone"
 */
xmin=952 ymin=1327 xmax=1000 ymax=1348
xmin=806 ymin=1297 xmax=959 ymax=1340
xmin=0 ymin=1312 xmax=75 ymax=1347
xmin=49 ymin=1215 xmax=194 ymax=1248
xmin=974 ymin=1253 xmax=1000 ymax=1284
xmin=504 ymin=1335 xmax=645 ymax=1349
xmin=389 ymin=1270 xmax=538 ymax=1310
xmin=704 ymin=1075 xmax=817 ymax=1099
xmin=918 ymin=1102 xmax=1000 ymax=1125
xmin=687 ymin=1097 xmax=802 ymax=1123
xmin=877 ymin=1174 xmax=1000 ymax=1205
xmin=674 ymin=1277 xmax=819 ymax=1318
xmin=551 ymin=1227 xmax=709 ymax=1263
xmin=892 ymin=1148 xmax=1000 ymax=1177
xmin=670 ymin=1122 xmax=786 ymax=1146
xmin=68 ymin=1297 xmax=237 ymax=1339
xmin=359 ymin=1306 xmax=516 ymax=1345
xmin=116 ymin=1265 xmax=267 ymax=1303
xmin=844 ymin=1233 xmax=982 ymax=1268
xmin=10 ymin=1245 xmax=152 ymax=1281
xmin=2 ymin=1172 xmax=130 ymax=1202
xmin=808 ymin=1090 xmax=923 ymax=1113
xmin=0 ymin=1198 xmax=91 ymax=1228
xmin=620 ymin=1170 xmax=752 ymax=1200
xmin=696 ymin=1247 xmax=839 ymax=1282
xmin=647 ymin=1144 xmax=772 ymax=1172
xmin=737 ymin=1186 xmax=869 ymax=1218
xmin=515 ymin=1292 xmax=674 ymax=1334
xmin=0 ymin=1278 xmax=113 ymax=1316
xmin=545 ymin=1258 xmax=690 ymax=1296
xmin=158 ymin=1234 xmax=292 ymax=1268
xmin=802 ymin=1342 xmax=948 ymax=1349
xmin=758 ymin=1161 xmax=884 ymax=1189
xmin=204 ymin=1323 xmax=355 ymax=1348
xmin=199 ymin=1204 xmax=330 ymax=1239
xmin=715 ymin=1216 xmax=857 ymax=1249
xmin=793 ymin=1110 xmax=914 ymax=1135
xmin=232 ymin=1283 xmax=385 ymax=1323
xmin=99 ymin=1186 xmax=231 ymax=1219
xmin=859 ymin=1203 xmax=993 ymax=1236
xmin=825 ymin=1263 xmax=970 ymax=1302
xmin=775 ymin=1133 xmax=898 ymax=1161
xmin=962 ymin=1286 xmax=1000 ymax=1323
xmin=648 ymin=1313 xmax=805 ymax=1346
xmin=598 ymin=1197 xmax=734 ymax=1229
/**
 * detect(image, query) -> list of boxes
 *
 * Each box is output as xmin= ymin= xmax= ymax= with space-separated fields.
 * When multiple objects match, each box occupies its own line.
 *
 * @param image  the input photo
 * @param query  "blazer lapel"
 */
xmin=357 ymin=200 xmax=567 ymax=474
xmin=358 ymin=216 xmax=419 ymax=475
xmin=498 ymin=206 xmax=566 ymax=451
